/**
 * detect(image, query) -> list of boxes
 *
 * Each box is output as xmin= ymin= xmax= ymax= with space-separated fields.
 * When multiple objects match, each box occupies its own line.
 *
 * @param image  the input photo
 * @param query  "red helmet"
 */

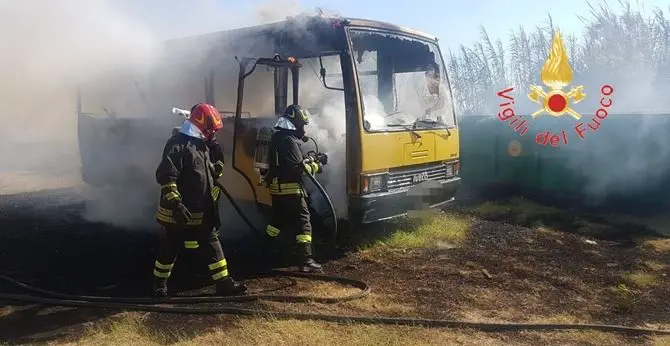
xmin=189 ymin=103 xmax=223 ymax=140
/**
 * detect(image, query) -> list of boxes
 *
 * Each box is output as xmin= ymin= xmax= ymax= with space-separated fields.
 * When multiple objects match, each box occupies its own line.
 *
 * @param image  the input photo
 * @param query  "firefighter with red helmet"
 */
xmin=264 ymin=104 xmax=325 ymax=272
xmin=151 ymin=103 xmax=246 ymax=297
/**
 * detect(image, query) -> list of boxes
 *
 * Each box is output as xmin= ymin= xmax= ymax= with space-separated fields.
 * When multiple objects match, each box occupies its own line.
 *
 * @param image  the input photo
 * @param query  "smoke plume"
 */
xmin=306 ymin=90 xmax=348 ymax=219
xmin=254 ymin=0 xmax=303 ymax=24
xmin=80 ymin=0 xmax=306 ymax=230
xmin=0 ymin=0 xmax=403 ymax=232
xmin=0 ymin=1 xmax=156 ymax=201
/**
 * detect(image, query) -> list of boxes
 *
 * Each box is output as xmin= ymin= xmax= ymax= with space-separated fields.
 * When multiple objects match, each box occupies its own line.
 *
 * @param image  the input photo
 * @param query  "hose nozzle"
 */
xmin=172 ymin=107 xmax=191 ymax=118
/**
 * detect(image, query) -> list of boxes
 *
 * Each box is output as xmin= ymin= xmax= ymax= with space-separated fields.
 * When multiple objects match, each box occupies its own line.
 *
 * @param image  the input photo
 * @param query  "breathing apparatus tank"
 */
xmin=254 ymin=126 xmax=274 ymax=186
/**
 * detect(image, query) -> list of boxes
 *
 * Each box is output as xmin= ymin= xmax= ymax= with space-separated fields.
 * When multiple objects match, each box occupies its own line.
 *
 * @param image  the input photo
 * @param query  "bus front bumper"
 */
xmin=349 ymin=177 xmax=461 ymax=224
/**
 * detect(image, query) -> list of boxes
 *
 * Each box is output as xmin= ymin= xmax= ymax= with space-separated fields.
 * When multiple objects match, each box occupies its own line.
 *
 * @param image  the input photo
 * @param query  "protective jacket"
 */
xmin=266 ymin=129 xmax=321 ymax=196
xmin=207 ymin=137 xmax=225 ymax=203
xmin=155 ymin=132 xmax=222 ymax=229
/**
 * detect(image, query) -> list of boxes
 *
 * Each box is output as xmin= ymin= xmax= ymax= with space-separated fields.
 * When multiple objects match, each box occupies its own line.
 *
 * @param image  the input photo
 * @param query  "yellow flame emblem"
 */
xmin=528 ymin=31 xmax=585 ymax=120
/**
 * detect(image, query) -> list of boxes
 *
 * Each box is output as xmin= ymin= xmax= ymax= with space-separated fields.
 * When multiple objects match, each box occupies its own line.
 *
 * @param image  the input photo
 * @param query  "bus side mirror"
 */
xmin=319 ymin=56 xmax=344 ymax=92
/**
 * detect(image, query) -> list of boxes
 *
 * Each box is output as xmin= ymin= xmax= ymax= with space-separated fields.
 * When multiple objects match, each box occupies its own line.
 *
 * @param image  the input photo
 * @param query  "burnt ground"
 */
xmin=0 ymin=188 xmax=669 ymax=345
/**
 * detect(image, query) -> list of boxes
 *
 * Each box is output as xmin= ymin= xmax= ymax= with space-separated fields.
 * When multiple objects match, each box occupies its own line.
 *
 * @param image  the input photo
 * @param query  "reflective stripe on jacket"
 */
xmin=155 ymin=133 xmax=222 ymax=228
xmin=267 ymin=130 xmax=308 ymax=196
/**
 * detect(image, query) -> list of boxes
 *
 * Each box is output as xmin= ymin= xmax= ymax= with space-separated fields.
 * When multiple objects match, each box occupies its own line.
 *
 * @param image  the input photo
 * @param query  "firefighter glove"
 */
xmin=303 ymin=158 xmax=322 ymax=176
xmin=212 ymin=160 xmax=224 ymax=179
xmin=315 ymin=153 xmax=328 ymax=165
xmin=172 ymin=202 xmax=192 ymax=225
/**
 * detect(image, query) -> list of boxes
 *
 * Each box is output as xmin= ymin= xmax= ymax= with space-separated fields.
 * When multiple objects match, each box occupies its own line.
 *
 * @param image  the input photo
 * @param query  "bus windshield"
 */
xmin=348 ymin=29 xmax=456 ymax=132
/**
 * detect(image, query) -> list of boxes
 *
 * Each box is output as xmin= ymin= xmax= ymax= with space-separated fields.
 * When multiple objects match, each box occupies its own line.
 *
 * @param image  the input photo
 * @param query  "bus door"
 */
xmin=230 ymin=56 xmax=301 ymax=210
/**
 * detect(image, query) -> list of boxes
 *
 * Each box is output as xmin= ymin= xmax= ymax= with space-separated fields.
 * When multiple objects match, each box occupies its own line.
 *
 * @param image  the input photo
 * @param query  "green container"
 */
xmin=458 ymin=116 xmax=498 ymax=186
xmin=459 ymin=113 xmax=670 ymax=211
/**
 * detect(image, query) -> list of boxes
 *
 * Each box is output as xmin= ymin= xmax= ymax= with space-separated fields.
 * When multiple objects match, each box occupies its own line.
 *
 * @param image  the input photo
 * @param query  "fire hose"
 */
xmin=0 ymin=276 xmax=669 ymax=335
xmin=1 ymin=185 xmax=669 ymax=336
xmin=1 ymin=147 xmax=669 ymax=335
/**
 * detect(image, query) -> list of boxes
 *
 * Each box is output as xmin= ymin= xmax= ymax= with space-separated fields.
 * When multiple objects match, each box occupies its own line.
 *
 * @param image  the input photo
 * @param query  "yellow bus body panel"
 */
xmin=360 ymin=128 xmax=459 ymax=173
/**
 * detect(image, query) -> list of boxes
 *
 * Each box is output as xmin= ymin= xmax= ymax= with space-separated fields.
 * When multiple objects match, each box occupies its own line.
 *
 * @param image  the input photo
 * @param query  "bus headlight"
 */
xmin=445 ymin=161 xmax=459 ymax=177
xmin=361 ymin=173 xmax=387 ymax=194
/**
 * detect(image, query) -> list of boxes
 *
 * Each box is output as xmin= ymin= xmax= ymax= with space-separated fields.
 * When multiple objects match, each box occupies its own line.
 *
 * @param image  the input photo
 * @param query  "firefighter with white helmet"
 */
xmin=264 ymin=104 xmax=326 ymax=272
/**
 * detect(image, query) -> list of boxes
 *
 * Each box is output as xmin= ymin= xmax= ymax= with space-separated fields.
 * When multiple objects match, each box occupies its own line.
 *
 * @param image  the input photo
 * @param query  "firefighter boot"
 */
xmin=215 ymin=277 xmax=248 ymax=296
xmin=151 ymin=279 xmax=168 ymax=298
xmin=299 ymin=243 xmax=323 ymax=273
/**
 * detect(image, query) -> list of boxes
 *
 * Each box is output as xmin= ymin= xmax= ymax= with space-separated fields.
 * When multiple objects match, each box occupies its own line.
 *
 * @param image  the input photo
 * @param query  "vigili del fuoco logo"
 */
xmin=495 ymin=31 xmax=614 ymax=153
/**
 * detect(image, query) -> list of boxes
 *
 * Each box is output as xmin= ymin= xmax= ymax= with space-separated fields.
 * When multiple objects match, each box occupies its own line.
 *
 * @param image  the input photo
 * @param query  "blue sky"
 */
xmin=116 ymin=0 xmax=668 ymax=53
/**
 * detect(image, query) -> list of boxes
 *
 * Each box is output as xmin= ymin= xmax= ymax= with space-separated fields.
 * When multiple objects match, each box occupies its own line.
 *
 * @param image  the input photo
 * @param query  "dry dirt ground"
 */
xmin=0 ymin=188 xmax=669 ymax=345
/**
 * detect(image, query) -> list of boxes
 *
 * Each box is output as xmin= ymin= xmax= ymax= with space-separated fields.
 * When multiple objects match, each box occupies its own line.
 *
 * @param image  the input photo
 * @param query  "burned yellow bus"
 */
xmin=77 ymin=14 xmax=461 ymax=243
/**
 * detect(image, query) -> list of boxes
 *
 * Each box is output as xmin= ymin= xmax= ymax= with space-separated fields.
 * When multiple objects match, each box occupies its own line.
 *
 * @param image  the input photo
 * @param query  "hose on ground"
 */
xmin=0 ymin=289 xmax=669 ymax=336
xmin=1 ymin=174 xmax=668 ymax=335
xmin=0 ymin=272 xmax=368 ymax=305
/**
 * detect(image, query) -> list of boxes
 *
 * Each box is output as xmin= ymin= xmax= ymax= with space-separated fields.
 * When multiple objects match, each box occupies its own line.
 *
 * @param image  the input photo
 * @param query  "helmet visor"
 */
xmin=274 ymin=116 xmax=297 ymax=130
xmin=296 ymin=108 xmax=311 ymax=125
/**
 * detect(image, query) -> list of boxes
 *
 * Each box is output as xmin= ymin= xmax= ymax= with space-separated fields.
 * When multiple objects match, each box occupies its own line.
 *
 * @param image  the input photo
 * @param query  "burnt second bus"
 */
xmin=77 ymin=14 xmax=461 ymax=243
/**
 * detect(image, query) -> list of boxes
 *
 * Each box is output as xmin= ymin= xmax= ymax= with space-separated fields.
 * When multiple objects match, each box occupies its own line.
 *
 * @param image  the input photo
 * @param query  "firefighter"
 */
xmin=151 ymin=103 xmax=247 ymax=297
xmin=264 ymin=104 xmax=326 ymax=273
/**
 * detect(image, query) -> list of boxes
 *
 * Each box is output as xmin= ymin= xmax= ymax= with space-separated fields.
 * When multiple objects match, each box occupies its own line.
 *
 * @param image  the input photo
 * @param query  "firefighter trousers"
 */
xmin=152 ymin=225 xmax=230 ymax=285
xmin=265 ymin=194 xmax=314 ymax=259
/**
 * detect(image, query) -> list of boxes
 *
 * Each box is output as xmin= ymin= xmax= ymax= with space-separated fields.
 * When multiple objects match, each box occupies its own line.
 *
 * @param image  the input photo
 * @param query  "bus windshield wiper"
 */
xmin=386 ymin=123 xmax=422 ymax=138
xmin=412 ymin=118 xmax=451 ymax=135
xmin=413 ymin=118 xmax=440 ymax=126
xmin=386 ymin=123 xmax=412 ymax=129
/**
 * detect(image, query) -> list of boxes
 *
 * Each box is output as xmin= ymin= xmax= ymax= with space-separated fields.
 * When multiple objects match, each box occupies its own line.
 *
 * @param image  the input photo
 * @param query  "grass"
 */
xmin=644 ymin=260 xmax=667 ymax=272
xmin=476 ymin=197 xmax=562 ymax=218
xmin=474 ymin=197 xmax=569 ymax=228
xmin=44 ymin=211 xmax=475 ymax=345
xmin=341 ymin=293 xmax=418 ymax=316
xmin=65 ymin=313 xmax=507 ymax=346
xmin=609 ymin=283 xmax=640 ymax=313
xmin=0 ymin=305 xmax=15 ymax=318
xmin=623 ymin=271 xmax=660 ymax=289
xmin=58 ymin=312 xmax=645 ymax=346
xmin=7 ymin=201 xmax=669 ymax=345
xmin=605 ymin=215 xmax=670 ymax=238
xmin=471 ymin=196 xmax=665 ymax=241
xmin=611 ymin=266 xmax=663 ymax=312
xmin=382 ymin=212 xmax=471 ymax=248
xmin=473 ymin=197 xmax=572 ymax=230
xmin=72 ymin=314 xmax=165 ymax=345
xmin=535 ymin=226 xmax=563 ymax=237
xmin=357 ymin=210 xmax=472 ymax=250
xmin=642 ymin=238 xmax=670 ymax=253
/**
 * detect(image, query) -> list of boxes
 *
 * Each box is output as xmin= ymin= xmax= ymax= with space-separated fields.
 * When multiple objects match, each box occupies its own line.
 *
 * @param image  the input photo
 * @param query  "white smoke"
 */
xmin=0 ymin=0 xmax=156 ymax=199
xmin=78 ymin=0 xmax=307 ymax=230
xmin=0 ymin=0 xmax=303 ymax=227
xmin=254 ymin=0 xmax=302 ymax=24
xmin=0 ymin=0 xmax=399 ymax=231
xmin=308 ymin=95 xmax=348 ymax=218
